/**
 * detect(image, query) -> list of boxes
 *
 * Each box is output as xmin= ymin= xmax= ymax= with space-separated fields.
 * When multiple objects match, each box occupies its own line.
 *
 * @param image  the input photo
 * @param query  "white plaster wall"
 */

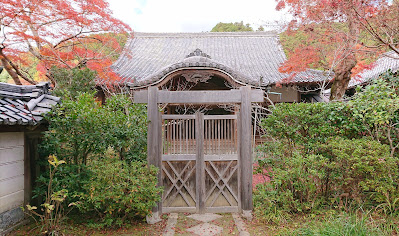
xmin=0 ymin=132 xmax=25 ymax=214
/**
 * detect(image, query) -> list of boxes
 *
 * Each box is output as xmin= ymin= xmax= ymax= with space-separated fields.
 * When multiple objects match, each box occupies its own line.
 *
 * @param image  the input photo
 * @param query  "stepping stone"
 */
xmin=187 ymin=213 xmax=222 ymax=223
xmin=163 ymin=213 xmax=178 ymax=236
xmin=186 ymin=223 xmax=223 ymax=236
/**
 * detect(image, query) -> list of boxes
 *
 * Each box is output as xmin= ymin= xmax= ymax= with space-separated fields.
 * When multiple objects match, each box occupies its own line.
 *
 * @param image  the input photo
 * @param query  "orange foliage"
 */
xmin=276 ymin=0 xmax=390 ymax=80
xmin=279 ymin=46 xmax=320 ymax=73
xmin=0 ymin=0 xmax=131 ymax=85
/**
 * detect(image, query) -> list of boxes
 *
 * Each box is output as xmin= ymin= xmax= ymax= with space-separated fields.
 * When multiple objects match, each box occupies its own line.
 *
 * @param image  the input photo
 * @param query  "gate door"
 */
xmin=161 ymin=113 xmax=239 ymax=213
xmin=161 ymin=114 xmax=197 ymax=213
xmin=203 ymin=115 xmax=239 ymax=213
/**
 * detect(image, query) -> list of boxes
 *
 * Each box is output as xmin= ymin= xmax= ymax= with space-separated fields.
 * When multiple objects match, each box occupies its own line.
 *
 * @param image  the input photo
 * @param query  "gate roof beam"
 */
xmin=133 ymin=89 xmax=264 ymax=104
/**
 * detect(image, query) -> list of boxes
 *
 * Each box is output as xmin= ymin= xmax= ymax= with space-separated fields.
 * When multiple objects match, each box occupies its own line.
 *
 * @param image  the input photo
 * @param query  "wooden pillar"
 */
xmin=195 ymin=112 xmax=205 ymax=213
xmin=240 ymin=86 xmax=253 ymax=216
xmin=146 ymin=86 xmax=162 ymax=224
xmin=24 ymin=135 xmax=31 ymax=206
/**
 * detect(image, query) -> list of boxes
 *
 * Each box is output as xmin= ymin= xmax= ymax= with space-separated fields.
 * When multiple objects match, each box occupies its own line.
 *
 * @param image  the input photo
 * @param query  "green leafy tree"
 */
xmin=211 ymin=21 xmax=253 ymax=32
xmin=0 ymin=67 xmax=9 ymax=82
xmin=102 ymin=94 xmax=148 ymax=162
xmin=256 ymin=25 xmax=265 ymax=32
xmin=41 ymin=93 xmax=147 ymax=165
xmin=50 ymin=67 xmax=97 ymax=98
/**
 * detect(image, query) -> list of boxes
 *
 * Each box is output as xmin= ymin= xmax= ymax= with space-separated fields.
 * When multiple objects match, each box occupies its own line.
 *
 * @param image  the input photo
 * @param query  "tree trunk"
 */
xmin=1 ymin=56 xmax=23 ymax=85
xmin=330 ymin=54 xmax=357 ymax=101
xmin=0 ymin=48 xmax=37 ymax=85
xmin=330 ymin=4 xmax=359 ymax=101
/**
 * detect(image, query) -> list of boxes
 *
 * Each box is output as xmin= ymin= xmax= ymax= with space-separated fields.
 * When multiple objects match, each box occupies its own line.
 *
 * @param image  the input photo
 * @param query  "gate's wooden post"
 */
xmin=240 ymin=86 xmax=253 ymax=219
xmin=146 ymin=86 xmax=162 ymax=224
xmin=195 ymin=112 xmax=205 ymax=213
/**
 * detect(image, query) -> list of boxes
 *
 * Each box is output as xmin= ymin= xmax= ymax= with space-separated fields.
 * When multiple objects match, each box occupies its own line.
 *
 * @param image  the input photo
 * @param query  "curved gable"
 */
xmin=130 ymin=49 xmax=250 ymax=87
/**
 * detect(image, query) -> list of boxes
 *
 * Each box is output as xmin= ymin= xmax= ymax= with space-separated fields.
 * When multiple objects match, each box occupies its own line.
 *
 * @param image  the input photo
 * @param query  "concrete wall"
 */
xmin=269 ymin=86 xmax=300 ymax=103
xmin=0 ymin=132 xmax=25 ymax=232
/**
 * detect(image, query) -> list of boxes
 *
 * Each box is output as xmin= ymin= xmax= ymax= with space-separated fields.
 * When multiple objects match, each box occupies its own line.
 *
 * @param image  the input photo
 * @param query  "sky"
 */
xmin=106 ymin=0 xmax=290 ymax=32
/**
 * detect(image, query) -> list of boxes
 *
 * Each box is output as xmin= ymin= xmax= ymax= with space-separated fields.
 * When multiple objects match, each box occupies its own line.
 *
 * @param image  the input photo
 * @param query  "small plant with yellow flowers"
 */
xmin=24 ymin=155 xmax=73 ymax=235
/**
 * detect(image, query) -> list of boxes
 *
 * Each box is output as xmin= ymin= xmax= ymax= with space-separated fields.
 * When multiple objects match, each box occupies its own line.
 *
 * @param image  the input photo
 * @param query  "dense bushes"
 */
xmin=40 ymin=93 xmax=147 ymax=164
xmin=34 ymin=86 xmax=159 ymax=226
xmin=261 ymin=102 xmax=365 ymax=155
xmin=255 ymin=76 xmax=399 ymax=223
xmin=77 ymin=150 xmax=161 ymax=227
xmin=255 ymin=137 xmax=398 ymax=222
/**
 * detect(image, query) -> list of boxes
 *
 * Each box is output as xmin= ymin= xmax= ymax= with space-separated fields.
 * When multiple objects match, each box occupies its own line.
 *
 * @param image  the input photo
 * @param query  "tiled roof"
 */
xmin=348 ymin=51 xmax=399 ymax=88
xmin=0 ymin=82 xmax=60 ymax=126
xmin=103 ymin=32 xmax=329 ymax=87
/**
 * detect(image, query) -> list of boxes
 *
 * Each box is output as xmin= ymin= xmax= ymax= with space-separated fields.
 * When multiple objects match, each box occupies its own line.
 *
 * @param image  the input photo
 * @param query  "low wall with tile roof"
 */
xmin=0 ymin=132 xmax=25 ymax=233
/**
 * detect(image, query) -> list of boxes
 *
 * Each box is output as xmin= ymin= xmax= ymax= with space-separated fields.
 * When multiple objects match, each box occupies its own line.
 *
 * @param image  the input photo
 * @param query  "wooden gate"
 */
xmin=133 ymin=86 xmax=264 ymax=218
xmin=161 ymin=114 xmax=239 ymax=213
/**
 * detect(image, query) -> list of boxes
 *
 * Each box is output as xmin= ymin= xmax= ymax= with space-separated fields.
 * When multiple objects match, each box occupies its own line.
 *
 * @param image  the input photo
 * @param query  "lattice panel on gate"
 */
xmin=162 ymin=160 xmax=196 ymax=208
xmin=204 ymin=160 xmax=239 ymax=207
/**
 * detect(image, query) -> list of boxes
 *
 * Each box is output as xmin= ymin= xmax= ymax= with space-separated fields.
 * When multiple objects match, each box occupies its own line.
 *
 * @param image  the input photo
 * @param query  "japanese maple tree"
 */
xmin=0 ymin=0 xmax=131 ymax=85
xmin=354 ymin=0 xmax=399 ymax=56
xmin=276 ymin=0 xmax=390 ymax=100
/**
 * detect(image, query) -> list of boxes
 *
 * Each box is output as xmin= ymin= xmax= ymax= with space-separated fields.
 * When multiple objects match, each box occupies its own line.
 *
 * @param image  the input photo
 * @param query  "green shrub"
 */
xmin=101 ymin=94 xmax=147 ymax=162
xmin=33 ymin=163 xmax=91 ymax=205
xmin=36 ymin=93 xmax=148 ymax=215
xmin=350 ymin=78 xmax=399 ymax=156
xmin=261 ymin=102 xmax=365 ymax=156
xmin=51 ymin=67 xmax=97 ymax=98
xmin=255 ymin=76 xmax=399 ymax=223
xmin=40 ymin=92 xmax=147 ymax=165
xmin=254 ymin=137 xmax=398 ymax=223
xmin=254 ymin=152 xmax=326 ymax=223
xmin=318 ymin=137 xmax=399 ymax=207
xmin=77 ymin=150 xmax=161 ymax=227
xmin=40 ymin=93 xmax=108 ymax=165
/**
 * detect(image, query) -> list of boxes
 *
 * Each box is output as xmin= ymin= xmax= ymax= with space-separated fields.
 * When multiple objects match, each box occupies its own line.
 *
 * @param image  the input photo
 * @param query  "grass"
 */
xmin=246 ymin=212 xmax=399 ymax=236
xmin=286 ymin=215 xmax=397 ymax=236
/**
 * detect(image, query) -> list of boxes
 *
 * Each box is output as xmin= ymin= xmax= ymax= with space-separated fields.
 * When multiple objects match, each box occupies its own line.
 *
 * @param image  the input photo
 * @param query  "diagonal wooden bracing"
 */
xmin=162 ymin=160 xmax=196 ymax=207
xmin=205 ymin=161 xmax=239 ymax=207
